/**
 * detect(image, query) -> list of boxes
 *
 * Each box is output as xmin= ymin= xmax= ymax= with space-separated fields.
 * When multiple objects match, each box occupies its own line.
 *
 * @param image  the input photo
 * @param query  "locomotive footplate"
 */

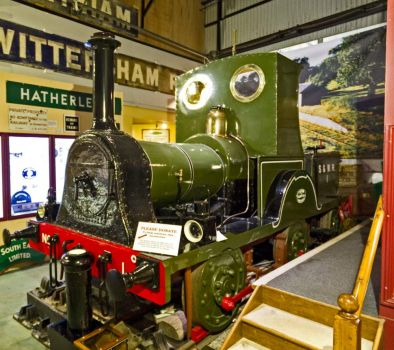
xmin=14 ymin=275 xmax=159 ymax=349
xmin=14 ymin=282 xmax=67 ymax=347
xmin=13 ymin=277 xmax=115 ymax=347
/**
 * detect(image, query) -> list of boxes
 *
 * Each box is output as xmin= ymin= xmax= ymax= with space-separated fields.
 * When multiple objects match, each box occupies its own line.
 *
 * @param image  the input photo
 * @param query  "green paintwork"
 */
xmin=267 ymin=170 xmax=325 ymax=226
xmin=185 ymin=134 xmax=248 ymax=180
xmin=191 ymin=248 xmax=245 ymax=332
xmin=140 ymin=53 xmax=341 ymax=304
xmin=175 ymin=53 xmax=302 ymax=157
xmin=153 ymin=169 xmax=338 ymax=303
xmin=258 ymin=157 xmax=304 ymax=216
xmin=140 ymin=141 xmax=225 ymax=206
xmin=285 ymin=220 xmax=309 ymax=260
xmin=305 ymin=152 xmax=340 ymax=202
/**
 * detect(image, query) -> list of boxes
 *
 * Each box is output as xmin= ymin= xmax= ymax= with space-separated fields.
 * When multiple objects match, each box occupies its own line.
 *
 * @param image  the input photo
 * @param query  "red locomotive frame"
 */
xmin=30 ymin=221 xmax=167 ymax=305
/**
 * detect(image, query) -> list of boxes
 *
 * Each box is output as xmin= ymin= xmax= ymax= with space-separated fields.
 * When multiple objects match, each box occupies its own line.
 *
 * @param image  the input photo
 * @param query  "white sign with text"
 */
xmin=133 ymin=222 xmax=182 ymax=256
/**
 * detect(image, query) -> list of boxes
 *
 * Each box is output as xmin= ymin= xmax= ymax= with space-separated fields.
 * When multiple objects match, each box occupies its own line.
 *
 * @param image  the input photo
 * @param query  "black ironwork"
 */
xmin=141 ymin=0 xmax=155 ymax=29
xmin=56 ymin=32 xmax=156 ymax=245
xmin=49 ymin=234 xmax=59 ymax=289
xmin=61 ymin=249 xmax=93 ymax=338
xmin=97 ymin=251 xmax=112 ymax=317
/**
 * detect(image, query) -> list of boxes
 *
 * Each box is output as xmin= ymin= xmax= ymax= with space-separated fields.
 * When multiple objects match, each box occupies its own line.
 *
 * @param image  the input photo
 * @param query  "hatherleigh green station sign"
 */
xmin=0 ymin=239 xmax=46 ymax=274
xmin=7 ymin=81 xmax=122 ymax=115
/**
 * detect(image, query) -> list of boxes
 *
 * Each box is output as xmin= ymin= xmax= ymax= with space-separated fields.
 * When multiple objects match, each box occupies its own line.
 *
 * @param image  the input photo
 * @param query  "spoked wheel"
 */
xmin=273 ymin=220 xmax=310 ymax=266
xmin=187 ymin=249 xmax=245 ymax=333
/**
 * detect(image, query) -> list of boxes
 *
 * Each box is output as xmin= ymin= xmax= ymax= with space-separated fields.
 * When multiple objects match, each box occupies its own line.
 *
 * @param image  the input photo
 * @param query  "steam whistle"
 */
xmin=2 ymin=224 xmax=39 ymax=246
xmin=106 ymin=260 xmax=159 ymax=302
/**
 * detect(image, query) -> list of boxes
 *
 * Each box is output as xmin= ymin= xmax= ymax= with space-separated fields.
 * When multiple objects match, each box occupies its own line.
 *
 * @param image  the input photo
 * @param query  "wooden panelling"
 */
xmin=140 ymin=0 xmax=204 ymax=59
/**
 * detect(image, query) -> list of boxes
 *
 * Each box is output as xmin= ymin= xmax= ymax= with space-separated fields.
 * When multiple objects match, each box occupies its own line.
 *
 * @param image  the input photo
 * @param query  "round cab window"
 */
xmin=230 ymin=64 xmax=265 ymax=102
xmin=186 ymin=81 xmax=205 ymax=105
xmin=181 ymin=74 xmax=213 ymax=110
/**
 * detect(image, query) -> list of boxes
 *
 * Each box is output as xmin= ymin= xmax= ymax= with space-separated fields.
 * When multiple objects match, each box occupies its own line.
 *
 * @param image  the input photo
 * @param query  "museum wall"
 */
xmin=0 ymin=71 xmax=123 ymax=135
xmin=138 ymin=0 xmax=205 ymax=58
xmin=123 ymin=105 xmax=176 ymax=143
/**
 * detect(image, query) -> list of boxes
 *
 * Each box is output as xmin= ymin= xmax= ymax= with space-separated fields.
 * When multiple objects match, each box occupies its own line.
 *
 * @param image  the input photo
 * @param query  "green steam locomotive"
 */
xmin=7 ymin=32 xmax=340 ymax=348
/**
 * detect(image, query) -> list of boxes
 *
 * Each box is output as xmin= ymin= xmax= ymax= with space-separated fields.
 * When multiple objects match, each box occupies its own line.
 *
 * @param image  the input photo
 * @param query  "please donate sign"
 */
xmin=133 ymin=222 xmax=182 ymax=256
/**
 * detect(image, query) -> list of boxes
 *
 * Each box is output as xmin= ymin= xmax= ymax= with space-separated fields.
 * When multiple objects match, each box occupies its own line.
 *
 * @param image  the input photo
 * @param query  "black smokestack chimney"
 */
xmin=88 ymin=32 xmax=120 ymax=131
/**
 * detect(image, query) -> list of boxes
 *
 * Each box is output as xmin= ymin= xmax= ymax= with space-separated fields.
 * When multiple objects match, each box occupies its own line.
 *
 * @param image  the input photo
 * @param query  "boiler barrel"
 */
xmin=141 ymin=142 xmax=225 ymax=206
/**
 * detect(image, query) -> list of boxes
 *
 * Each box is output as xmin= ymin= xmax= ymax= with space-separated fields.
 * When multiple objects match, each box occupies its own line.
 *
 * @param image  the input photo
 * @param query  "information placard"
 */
xmin=133 ymin=222 xmax=182 ymax=256
xmin=9 ymin=107 xmax=48 ymax=131
xmin=64 ymin=116 xmax=79 ymax=132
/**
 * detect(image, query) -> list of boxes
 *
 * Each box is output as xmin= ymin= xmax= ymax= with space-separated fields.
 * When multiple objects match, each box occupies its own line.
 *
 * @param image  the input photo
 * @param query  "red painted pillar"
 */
xmin=381 ymin=0 xmax=394 ymax=348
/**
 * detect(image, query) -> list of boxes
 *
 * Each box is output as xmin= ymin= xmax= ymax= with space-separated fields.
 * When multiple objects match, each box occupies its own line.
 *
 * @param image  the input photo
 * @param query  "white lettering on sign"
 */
xmin=43 ymin=0 xmax=133 ymax=29
xmin=41 ymin=233 xmax=51 ymax=245
xmin=0 ymin=28 xmax=14 ymax=55
xmin=116 ymin=58 xmax=162 ymax=88
xmin=146 ymin=67 xmax=159 ymax=87
xmin=318 ymin=163 xmax=336 ymax=174
xmin=0 ymin=241 xmax=29 ymax=256
xmin=9 ymin=252 xmax=31 ymax=262
xmin=0 ymin=19 xmax=180 ymax=94
xmin=0 ymin=25 xmax=91 ymax=72
xmin=17 ymin=87 xmax=92 ymax=109
xmin=133 ymin=222 xmax=182 ymax=256
xmin=170 ymin=73 xmax=177 ymax=91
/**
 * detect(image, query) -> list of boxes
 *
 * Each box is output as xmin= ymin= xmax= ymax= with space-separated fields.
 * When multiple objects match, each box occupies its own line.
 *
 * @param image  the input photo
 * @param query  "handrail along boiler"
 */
xmin=7 ymin=32 xmax=340 ymax=345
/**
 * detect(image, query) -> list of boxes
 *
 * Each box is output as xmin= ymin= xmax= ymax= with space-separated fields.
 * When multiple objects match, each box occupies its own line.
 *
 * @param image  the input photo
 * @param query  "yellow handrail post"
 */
xmin=333 ymin=196 xmax=384 ymax=350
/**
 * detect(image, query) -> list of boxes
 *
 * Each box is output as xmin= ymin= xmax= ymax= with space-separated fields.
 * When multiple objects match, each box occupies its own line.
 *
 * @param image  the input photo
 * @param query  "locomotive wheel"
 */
xmin=287 ymin=220 xmax=309 ymax=260
xmin=320 ymin=209 xmax=341 ymax=236
xmin=273 ymin=220 xmax=309 ymax=265
xmin=190 ymin=249 xmax=245 ymax=333
xmin=319 ymin=209 xmax=341 ymax=235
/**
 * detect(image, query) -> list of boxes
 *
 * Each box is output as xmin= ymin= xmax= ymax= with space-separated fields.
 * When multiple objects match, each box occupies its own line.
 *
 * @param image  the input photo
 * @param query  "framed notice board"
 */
xmin=142 ymin=129 xmax=170 ymax=143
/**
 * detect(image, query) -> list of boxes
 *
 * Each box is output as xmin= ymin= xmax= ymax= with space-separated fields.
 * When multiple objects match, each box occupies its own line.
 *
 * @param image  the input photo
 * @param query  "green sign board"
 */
xmin=0 ymin=239 xmax=46 ymax=274
xmin=6 ymin=81 xmax=122 ymax=115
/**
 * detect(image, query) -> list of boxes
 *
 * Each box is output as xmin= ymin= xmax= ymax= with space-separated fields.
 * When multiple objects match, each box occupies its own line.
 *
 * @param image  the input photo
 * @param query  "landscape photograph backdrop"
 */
xmin=281 ymin=26 xmax=386 ymax=159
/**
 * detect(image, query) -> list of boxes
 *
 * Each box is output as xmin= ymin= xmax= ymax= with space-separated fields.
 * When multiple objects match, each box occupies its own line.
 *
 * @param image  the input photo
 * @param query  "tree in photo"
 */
xmin=311 ymin=27 xmax=386 ymax=94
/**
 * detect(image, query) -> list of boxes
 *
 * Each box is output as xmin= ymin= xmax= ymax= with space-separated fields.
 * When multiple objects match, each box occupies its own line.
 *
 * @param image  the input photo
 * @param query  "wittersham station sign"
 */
xmin=0 ymin=19 xmax=182 ymax=94
xmin=14 ymin=0 xmax=139 ymax=38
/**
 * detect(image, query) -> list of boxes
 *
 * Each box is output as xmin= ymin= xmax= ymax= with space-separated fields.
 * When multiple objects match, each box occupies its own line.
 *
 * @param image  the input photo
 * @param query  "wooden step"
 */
xmin=227 ymin=338 xmax=270 ymax=350
xmin=221 ymin=285 xmax=384 ymax=350
xmin=242 ymin=304 xmax=373 ymax=350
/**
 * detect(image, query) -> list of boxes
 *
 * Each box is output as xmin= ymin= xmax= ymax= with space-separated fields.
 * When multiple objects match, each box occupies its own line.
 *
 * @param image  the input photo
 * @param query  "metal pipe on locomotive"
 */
xmin=6 ymin=32 xmax=340 ymax=346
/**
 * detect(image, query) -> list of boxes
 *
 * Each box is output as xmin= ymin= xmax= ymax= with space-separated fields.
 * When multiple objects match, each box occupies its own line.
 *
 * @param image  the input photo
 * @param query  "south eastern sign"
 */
xmin=0 ymin=19 xmax=182 ymax=94
xmin=0 ymin=239 xmax=46 ymax=273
